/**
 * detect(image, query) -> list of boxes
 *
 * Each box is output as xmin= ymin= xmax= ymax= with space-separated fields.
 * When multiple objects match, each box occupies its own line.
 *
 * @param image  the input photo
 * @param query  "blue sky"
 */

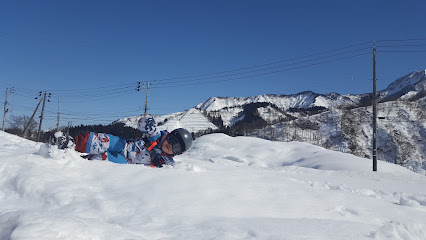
xmin=1 ymin=0 xmax=425 ymax=130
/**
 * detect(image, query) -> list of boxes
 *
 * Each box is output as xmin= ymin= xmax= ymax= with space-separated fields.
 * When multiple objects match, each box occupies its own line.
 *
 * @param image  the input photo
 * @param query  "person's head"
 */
xmin=161 ymin=128 xmax=193 ymax=156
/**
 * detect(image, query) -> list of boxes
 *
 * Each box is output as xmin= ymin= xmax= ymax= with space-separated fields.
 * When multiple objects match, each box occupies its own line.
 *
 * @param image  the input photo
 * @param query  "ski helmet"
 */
xmin=166 ymin=128 xmax=193 ymax=155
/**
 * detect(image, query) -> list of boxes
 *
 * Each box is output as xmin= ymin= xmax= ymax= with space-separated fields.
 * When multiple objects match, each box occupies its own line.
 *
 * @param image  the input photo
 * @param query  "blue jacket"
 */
xmin=84 ymin=130 xmax=174 ymax=166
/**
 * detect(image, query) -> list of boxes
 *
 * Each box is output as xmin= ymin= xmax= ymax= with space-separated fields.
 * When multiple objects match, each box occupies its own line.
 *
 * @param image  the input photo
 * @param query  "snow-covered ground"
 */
xmin=1 ymin=130 xmax=425 ymax=240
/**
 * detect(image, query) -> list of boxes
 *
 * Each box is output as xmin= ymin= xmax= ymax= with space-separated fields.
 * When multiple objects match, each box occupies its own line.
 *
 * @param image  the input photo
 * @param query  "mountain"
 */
xmin=198 ymin=70 xmax=426 ymax=112
xmin=118 ymin=70 xmax=426 ymax=175
xmin=379 ymin=70 xmax=426 ymax=101
xmin=118 ymin=108 xmax=218 ymax=134
xmin=197 ymin=91 xmax=360 ymax=114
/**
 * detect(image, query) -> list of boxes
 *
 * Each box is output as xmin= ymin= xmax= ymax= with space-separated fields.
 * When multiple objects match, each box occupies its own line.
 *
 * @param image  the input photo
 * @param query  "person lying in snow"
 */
xmin=74 ymin=117 xmax=193 ymax=167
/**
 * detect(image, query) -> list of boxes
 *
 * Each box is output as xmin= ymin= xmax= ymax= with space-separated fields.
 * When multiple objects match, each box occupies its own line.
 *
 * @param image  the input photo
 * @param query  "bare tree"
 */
xmin=7 ymin=115 xmax=38 ymax=137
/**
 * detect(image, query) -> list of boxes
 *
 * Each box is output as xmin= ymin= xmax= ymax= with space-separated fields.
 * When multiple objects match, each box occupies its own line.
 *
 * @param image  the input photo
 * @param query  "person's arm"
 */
xmin=75 ymin=132 xmax=126 ymax=154
xmin=137 ymin=117 xmax=161 ymax=140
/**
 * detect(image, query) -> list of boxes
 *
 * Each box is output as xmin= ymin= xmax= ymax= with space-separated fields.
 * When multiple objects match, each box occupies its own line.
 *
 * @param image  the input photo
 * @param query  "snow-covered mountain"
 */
xmin=1 ymin=130 xmax=426 ymax=239
xmin=196 ymin=91 xmax=360 ymax=113
xmin=251 ymin=71 xmax=426 ymax=174
xmin=379 ymin=70 xmax=426 ymax=101
xmin=254 ymin=98 xmax=426 ymax=173
xmin=198 ymin=70 xmax=425 ymax=115
xmin=119 ymin=108 xmax=218 ymax=133
xmin=119 ymin=70 xmax=424 ymax=130
xmin=118 ymin=70 xmax=426 ymax=174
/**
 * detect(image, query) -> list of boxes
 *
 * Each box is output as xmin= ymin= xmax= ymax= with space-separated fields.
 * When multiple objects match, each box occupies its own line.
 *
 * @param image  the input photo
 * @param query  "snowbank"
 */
xmin=1 ymin=131 xmax=425 ymax=240
xmin=186 ymin=133 xmax=414 ymax=173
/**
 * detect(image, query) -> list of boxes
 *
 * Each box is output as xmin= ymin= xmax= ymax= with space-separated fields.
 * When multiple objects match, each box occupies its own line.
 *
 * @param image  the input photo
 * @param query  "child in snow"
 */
xmin=74 ymin=117 xmax=193 ymax=167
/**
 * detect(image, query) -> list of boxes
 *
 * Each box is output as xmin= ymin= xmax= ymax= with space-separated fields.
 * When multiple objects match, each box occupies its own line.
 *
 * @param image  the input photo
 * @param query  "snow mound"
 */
xmin=186 ymin=133 xmax=412 ymax=173
xmin=1 ymin=130 xmax=425 ymax=240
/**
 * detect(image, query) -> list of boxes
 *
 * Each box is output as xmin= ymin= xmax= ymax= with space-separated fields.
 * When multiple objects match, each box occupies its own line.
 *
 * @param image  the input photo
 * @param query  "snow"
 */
xmin=155 ymin=108 xmax=218 ymax=133
xmin=1 ymin=130 xmax=426 ymax=240
xmin=118 ymin=108 xmax=218 ymax=133
xmin=257 ymin=106 xmax=285 ymax=123
xmin=381 ymin=70 xmax=425 ymax=97
xmin=196 ymin=92 xmax=361 ymax=114
xmin=313 ymin=96 xmax=330 ymax=108
xmin=219 ymin=107 xmax=244 ymax=126
xmin=118 ymin=108 xmax=217 ymax=133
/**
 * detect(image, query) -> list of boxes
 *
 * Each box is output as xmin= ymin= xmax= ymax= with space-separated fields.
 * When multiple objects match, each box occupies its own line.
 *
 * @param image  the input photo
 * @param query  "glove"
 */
xmin=138 ymin=117 xmax=157 ymax=135
xmin=150 ymin=153 xmax=164 ymax=168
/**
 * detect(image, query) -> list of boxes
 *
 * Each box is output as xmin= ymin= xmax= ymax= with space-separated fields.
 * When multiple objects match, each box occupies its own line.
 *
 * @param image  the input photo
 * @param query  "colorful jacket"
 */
xmin=74 ymin=117 xmax=174 ymax=167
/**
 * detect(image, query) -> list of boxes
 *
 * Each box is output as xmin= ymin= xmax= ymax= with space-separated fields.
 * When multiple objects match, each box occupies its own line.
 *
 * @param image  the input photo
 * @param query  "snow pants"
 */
xmin=75 ymin=132 xmax=128 ymax=164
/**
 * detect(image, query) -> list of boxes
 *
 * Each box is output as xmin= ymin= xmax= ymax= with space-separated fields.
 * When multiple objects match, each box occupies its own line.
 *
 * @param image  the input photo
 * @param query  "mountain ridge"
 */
xmin=117 ymin=70 xmax=426 ymax=174
xmin=196 ymin=70 xmax=426 ymax=113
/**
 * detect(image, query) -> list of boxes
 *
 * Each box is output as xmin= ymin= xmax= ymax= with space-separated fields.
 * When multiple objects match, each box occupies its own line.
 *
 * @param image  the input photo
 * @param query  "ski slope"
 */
xmin=0 ymin=130 xmax=425 ymax=240
xmin=118 ymin=108 xmax=218 ymax=133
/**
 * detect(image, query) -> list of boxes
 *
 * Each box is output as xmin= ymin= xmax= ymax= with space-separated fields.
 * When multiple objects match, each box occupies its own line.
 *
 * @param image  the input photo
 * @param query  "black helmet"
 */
xmin=166 ymin=128 xmax=193 ymax=155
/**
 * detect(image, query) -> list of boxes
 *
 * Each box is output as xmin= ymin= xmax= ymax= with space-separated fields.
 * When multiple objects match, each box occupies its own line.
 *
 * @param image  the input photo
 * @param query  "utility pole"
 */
xmin=136 ymin=81 xmax=150 ymax=117
xmin=56 ymin=98 xmax=60 ymax=132
xmin=22 ymin=96 xmax=43 ymax=138
xmin=144 ymin=81 xmax=149 ymax=116
xmin=372 ymin=42 xmax=378 ymax=172
xmin=2 ymin=88 xmax=8 ymax=131
xmin=37 ymin=92 xmax=47 ymax=142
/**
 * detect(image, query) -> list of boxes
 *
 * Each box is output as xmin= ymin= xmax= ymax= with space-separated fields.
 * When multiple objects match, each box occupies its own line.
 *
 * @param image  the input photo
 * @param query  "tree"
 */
xmin=7 ymin=115 xmax=38 ymax=137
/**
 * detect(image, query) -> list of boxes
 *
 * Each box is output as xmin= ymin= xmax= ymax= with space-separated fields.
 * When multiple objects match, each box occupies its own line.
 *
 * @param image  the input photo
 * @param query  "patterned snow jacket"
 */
xmin=75 ymin=130 xmax=175 ymax=167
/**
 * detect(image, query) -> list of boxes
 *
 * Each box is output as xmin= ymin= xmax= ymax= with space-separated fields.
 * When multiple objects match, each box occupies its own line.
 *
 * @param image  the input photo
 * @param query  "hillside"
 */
xmin=117 ymin=70 xmax=426 ymax=174
xmin=119 ymin=108 xmax=218 ymax=133
xmin=253 ymin=97 xmax=426 ymax=174
xmin=1 ymin=130 xmax=426 ymax=239
xmin=251 ymin=71 xmax=426 ymax=174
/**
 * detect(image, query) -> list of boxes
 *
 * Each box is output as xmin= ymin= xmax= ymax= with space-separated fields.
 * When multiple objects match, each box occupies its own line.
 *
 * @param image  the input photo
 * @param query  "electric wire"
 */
xmin=151 ymin=52 xmax=371 ymax=88
xmin=150 ymin=41 xmax=374 ymax=83
xmin=151 ymin=47 xmax=372 ymax=87
xmin=377 ymin=50 xmax=426 ymax=53
xmin=1 ymin=39 xmax=425 ymax=129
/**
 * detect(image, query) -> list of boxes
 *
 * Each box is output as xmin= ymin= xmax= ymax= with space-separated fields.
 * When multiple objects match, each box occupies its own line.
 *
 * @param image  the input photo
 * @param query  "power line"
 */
xmin=150 ymin=41 xmax=374 ymax=84
xmin=151 ymin=47 xmax=371 ymax=87
xmin=4 ymin=42 xmax=375 ymax=93
xmin=375 ymin=39 xmax=426 ymax=53
xmin=151 ymin=52 xmax=371 ymax=88
xmin=377 ymin=50 xmax=426 ymax=53
xmin=376 ymin=44 xmax=426 ymax=47
xmin=375 ymin=38 xmax=426 ymax=43
xmin=44 ymin=82 xmax=135 ymax=93
xmin=2 ymin=39 xmax=424 ymax=93
xmin=2 ymin=39 xmax=425 ymax=130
